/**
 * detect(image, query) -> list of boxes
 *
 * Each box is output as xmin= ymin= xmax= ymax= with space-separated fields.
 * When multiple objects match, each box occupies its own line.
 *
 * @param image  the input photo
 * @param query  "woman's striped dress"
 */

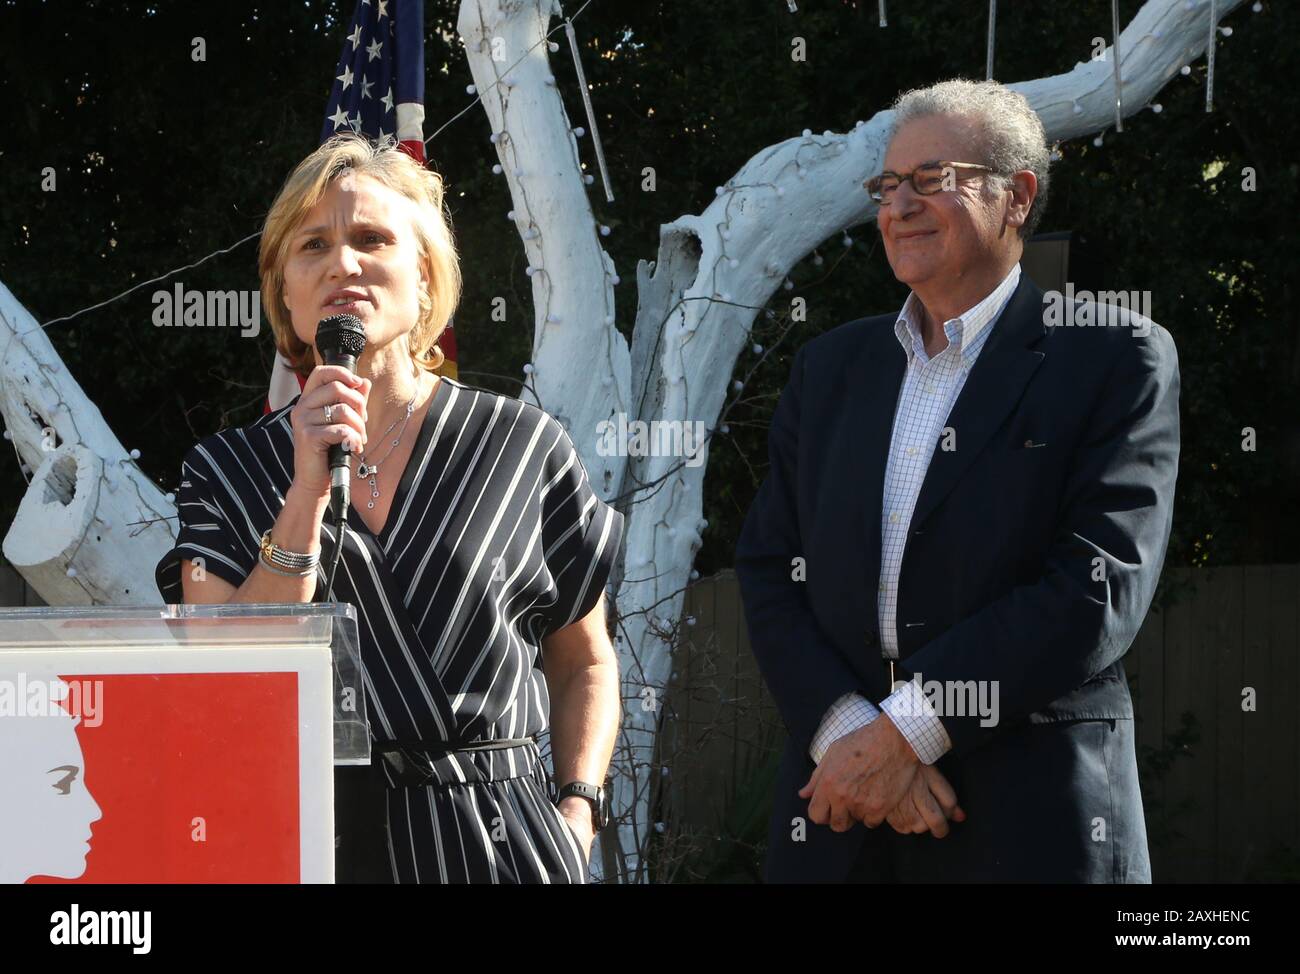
xmin=154 ymin=375 xmax=625 ymax=883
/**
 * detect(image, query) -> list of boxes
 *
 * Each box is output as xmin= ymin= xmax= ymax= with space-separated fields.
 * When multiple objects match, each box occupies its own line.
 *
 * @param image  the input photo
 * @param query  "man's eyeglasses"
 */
xmin=864 ymin=161 xmax=1001 ymax=205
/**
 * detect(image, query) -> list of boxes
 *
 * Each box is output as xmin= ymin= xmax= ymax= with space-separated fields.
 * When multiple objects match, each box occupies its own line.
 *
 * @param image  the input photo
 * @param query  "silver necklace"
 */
xmin=355 ymin=388 xmax=419 ymax=509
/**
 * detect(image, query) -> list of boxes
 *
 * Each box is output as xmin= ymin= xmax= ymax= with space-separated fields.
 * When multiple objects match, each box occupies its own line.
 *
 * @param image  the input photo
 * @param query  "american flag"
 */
xmin=267 ymin=0 xmax=458 ymax=412
xmin=320 ymin=0 xmax=426 ymax=162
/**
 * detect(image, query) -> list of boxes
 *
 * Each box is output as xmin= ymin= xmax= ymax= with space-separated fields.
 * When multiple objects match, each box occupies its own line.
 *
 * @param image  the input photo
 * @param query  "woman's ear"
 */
xmin=420 ymin=251 xmax=432 ymax=292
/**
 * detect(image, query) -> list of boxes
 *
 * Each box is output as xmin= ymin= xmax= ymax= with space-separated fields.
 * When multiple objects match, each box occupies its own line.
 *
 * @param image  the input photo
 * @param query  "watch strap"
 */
xmin=556 ymin=780 xmax=609 ymax=830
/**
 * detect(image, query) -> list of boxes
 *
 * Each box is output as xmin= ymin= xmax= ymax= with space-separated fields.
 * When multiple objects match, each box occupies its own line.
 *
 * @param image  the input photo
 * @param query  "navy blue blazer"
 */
xmin=735 ymin=271 xmax=1180 ymax=882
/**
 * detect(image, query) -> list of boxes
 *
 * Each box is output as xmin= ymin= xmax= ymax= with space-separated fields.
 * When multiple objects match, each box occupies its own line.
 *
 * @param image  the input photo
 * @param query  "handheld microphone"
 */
xmin=315 ymin=313 xmax=368 ymax=524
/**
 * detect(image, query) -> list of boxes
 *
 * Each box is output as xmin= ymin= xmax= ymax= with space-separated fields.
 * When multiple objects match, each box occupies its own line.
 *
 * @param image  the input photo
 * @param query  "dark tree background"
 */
xmin=1 ymin=0 xmax=1295 ymax=583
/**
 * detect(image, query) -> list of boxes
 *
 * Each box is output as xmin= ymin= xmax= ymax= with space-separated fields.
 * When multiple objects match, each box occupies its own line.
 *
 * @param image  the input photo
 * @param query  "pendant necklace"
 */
xmin=355 ymin=384 xmax=420 ymax=509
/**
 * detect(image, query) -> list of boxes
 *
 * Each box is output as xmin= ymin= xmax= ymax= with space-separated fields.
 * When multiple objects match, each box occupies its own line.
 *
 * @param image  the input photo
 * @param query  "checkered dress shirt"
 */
xmin=809 ymin=263 xmax=1022 ymax=765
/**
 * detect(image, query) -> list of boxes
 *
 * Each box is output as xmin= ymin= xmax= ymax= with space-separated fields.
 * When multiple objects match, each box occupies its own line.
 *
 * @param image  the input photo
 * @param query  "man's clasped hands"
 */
xmin=799 ymin=713 xmax=967 ymax=836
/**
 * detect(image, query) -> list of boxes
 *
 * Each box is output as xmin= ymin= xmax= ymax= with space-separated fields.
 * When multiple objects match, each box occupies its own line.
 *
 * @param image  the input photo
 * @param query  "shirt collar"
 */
xmin=894 ymin=263 xmax=1022 ymax=366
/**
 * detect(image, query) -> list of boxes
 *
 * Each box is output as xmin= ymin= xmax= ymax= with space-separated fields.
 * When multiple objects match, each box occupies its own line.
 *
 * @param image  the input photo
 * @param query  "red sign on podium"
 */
xmin=1 ymin=637 xmax=336 ymax=884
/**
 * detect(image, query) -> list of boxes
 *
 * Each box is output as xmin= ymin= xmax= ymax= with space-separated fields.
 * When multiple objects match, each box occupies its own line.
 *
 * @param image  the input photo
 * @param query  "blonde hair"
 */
xmin=258 ymin=132 xmax=462 ymax=379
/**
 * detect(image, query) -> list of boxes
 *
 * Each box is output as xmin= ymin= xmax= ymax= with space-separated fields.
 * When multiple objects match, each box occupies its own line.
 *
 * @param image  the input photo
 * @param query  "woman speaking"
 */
xmin=155 ymin=133 xmax=624 ymax=884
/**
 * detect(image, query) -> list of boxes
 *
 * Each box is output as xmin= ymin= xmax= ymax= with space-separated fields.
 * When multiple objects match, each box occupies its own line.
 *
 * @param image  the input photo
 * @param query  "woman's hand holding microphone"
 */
xmin=289 ymin=365 xmax=373 ymax=501
xmin=257 ymin=365 xmax=372 ymax=587
xmin=195 ymin=365 xmax=373 ymax=604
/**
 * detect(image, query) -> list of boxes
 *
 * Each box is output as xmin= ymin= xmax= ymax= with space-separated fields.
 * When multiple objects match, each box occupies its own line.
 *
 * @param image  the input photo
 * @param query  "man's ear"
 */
xmin=1006 ymin=170 xmax=1037 ymax=229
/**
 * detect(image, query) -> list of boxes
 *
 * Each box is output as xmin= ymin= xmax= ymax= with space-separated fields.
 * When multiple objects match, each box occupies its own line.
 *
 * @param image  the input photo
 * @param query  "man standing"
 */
xmin=735 ymin=79 xmax=1179 ymax=883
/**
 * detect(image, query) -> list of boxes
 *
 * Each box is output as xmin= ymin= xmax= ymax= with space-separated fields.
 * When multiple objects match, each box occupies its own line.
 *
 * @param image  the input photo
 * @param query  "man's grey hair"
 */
xmin=887 ymin=78 xmax=1051 ymax=239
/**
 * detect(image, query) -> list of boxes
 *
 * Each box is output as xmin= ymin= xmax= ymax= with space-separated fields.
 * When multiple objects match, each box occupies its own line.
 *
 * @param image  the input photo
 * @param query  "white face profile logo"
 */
xmin=0 ymin=678 xmax=103 ymax=884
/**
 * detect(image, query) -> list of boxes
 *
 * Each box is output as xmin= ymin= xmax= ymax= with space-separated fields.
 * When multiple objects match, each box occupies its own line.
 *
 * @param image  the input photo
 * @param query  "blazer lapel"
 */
xmin=908 ymin=272 xmax=1048 ymax=531
xmin=842 ymin=319 xmax=907 ymax=603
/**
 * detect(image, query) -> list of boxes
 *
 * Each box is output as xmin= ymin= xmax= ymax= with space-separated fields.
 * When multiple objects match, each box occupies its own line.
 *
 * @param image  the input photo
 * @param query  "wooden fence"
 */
xmin=0 ymin=561 xmax=44 ymax=607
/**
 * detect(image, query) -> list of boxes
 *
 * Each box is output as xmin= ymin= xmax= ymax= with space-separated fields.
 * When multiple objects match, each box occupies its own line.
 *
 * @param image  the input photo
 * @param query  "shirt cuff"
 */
xmin=880 ymin=679 xmax=953 ymax=765
xmin=809 ymin=692 xmax=881 ymax=764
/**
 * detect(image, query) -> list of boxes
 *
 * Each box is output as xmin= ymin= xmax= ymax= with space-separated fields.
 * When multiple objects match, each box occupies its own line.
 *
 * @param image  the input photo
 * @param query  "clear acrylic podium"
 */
xmin=0 ymin=602 xmax=369 ymax=884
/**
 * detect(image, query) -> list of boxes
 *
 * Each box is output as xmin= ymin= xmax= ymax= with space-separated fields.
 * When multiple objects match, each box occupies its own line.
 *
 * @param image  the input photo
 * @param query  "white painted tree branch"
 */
xmin=455 ymin=0 xmax=1244 ymax=882
xmin=455 ymin=0 xmax=631 ymax=475
xmin=0 ymin=281 xmax=176 ymax=604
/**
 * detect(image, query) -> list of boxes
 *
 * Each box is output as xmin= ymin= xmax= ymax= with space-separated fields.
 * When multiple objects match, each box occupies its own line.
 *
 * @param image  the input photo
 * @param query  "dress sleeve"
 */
xmin=533 ymin=417 xmax=624 ymax=638
xmin=154 ymin=438 xmax=257 ymax=602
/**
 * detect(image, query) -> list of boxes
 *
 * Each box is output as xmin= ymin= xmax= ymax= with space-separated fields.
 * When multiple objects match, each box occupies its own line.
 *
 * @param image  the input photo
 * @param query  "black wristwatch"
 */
xmin=556 ymin=781 xmax=609 ymax=831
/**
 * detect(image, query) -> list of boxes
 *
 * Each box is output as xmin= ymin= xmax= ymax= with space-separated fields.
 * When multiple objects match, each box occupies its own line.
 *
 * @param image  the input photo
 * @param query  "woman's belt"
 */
xmin=374 ymin=736 xmax=540 ymax=787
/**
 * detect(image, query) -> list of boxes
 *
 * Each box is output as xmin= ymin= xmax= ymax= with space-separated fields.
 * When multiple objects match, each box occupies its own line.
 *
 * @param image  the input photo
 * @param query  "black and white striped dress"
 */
xmin=154 ymin=375 xmax=624 ymax=883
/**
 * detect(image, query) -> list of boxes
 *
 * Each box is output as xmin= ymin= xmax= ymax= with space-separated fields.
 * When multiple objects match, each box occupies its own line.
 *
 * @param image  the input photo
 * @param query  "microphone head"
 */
xmin=316 ymin=314 xmax=367 ymax=363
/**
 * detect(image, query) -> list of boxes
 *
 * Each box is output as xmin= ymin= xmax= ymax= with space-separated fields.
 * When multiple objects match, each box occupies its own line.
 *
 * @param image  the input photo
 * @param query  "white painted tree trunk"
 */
xmin=456 ymin=0 xmax=1245 ymax=882
xmin=0 ymin=0 xmax=1243 ymax=882
xmin=0 ymin=281 xmax=176 ymax=604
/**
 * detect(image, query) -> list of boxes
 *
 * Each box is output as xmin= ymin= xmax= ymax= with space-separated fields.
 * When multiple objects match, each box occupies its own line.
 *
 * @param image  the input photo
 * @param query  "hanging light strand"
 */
xmin=1207 ymin=0 xmax=1218 ymax=112
xmin=1111 ymin=0 xmax=1124 ymax=133
xmin=564 ymin=18 xmax=615 ymax=203
xmin=986 ymin=1 xmax=997 ymax=80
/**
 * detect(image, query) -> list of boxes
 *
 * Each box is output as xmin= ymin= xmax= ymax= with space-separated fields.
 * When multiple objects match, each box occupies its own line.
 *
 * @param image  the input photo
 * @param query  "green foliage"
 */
xmin=650 ymin=738 xmax=781 ymax=884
